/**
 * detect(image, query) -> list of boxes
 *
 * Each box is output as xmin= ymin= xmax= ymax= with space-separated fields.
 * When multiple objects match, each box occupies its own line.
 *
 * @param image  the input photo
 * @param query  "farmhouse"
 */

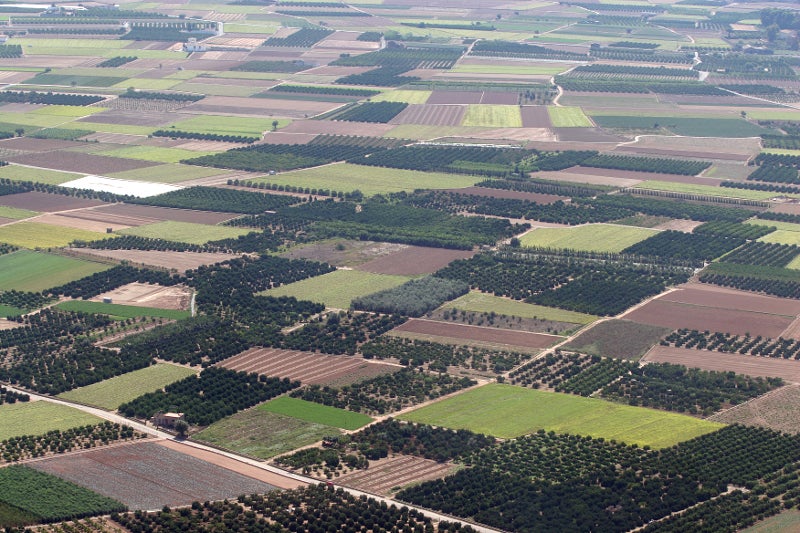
xmin=152 ymin=412 xmax=185 ymax=428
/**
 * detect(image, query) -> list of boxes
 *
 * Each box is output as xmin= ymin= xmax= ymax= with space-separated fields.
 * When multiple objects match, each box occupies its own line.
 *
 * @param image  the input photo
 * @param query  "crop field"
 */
xmin=441 ymin=291 xmax=598 ymax=325
xmin=520 ymin=224 xmax=658 ymax=253
xmin=355 ymin=246 xmax=475 ymax=276
xmin=28 ymin=441 xmax=278 ymax=510
xmin=218 ymin=347 xmax=397 ymax=386
xmin=564 ymin=319 xmax=671 ymax=360
xmin=0 ymin=164 xmax=80 ymax=185
xmin=370 ymin=90 xmax=432 ymax=104
xmin=0 ymin=221 xmax=106 ymax=249
xmin=634 ymin=181 xmax=782 ymax=201
xmin=759 ymin=230 xmax=800 ymax=247
xmin=0 ymin=402 xmax=101 ymax=441
xmin=58 ymin=364 xmax=197 ymax=410
xmin=99 ymin=146 xmax=216 ymax=164
xmin=266 ymin=163 xmax=479 ymax=196
xmin=119 ymin=221 xmax=250 ymax=245
xmin=194 ymin=409 xmax=340 ymax=460
xmin=400 ymin=383 xmax=722 ymax=447
xmin=108 ymin=163 xmax=225 ymax=184
xmin=452 ymin=64 xmax=568 ymax=76
xmin=336 ymin=455 xmax=455 ymax=495
xmin=643 ymin=346 xmax=800 ymax=383
xmin=262 ymin=270 xmax=410 ymax=309
xmin=742 ymin=510 xmax=800 ymax=533
xmin=0 ymin=250 xmax=109 ymax=292
xmin=391 ymin=318 xmax=561 ymax=352
xmin=261 ymin=397 xmax=372 ymax=430
xmin=712 ymin=385 xmax=800 ymax=436
xmin=661 ymin=284 xmax=800 ymax=317
xmin=0 ymin=206 xmax=36 ymax=220
xmin=462 ymin=105 xmax=523 ymax=128
xmin=168 ymin=115 xmax=284 ymax=137
xmin=592 ymin=116 xmax=770 ymax=137
xmin=55 ymin=300 xmax=191 ymax=320
xmin=547 ymin=106 xmax=593 ymax=128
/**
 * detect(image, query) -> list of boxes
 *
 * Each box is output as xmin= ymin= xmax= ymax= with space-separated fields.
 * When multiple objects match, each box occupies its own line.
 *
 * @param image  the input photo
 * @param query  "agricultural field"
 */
xmin=401 ymin=383 xmax=722 ymax=447
xmin=58 ymin=364 xmax=197 ymax=410
xmin=564 ymin=319 xmax=672 ymax=360
xmin=261 ymin=269 xmax=410 ymax=309
xmin=0 ymin=165 xmax=80 ymax=185
xmin=370 ymin=90 xmax=431 ymax=104
xmin=0 ymin=206 xmax=37 ymax=220
xmin=0 ymin=250 xmax=110 ymax=292
xmin=261 ymin=396 xmax=372 ymax=431
xmin=55 ymin=300 xmax=191 ymax=320
xmin=462 ymin=105 xmax=523 ymax=128
xmin=441 ymin=291 xmax=598 ymax=325
xmin=548 ymin=106 xmax=593 ymax=128
xmin=169 ymin=115 xmax=287 ymax=137
xmin=119 ymin=221 xmax=251 ymax=245
xmin=0 ymin=222 xmax=106 ymax=249
xmin=0 ymin=402 xmax=101 ymax=441
xmin=520 ymin=224 xmax=658 ymax=253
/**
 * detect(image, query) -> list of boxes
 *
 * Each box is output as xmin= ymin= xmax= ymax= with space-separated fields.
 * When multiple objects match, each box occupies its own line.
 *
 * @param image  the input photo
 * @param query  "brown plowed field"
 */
xmin=63 ymin=208 xmax=164 ymax=227
xmin=281 ymin=120 xmax=394 ymax=136
xmin=66 ymin=249 xmax=239 ymax=272
xmin=7 ymin=152 xmax=159 ymax=174
xmin=185 ymin=96 xmax=338 ymax=117
xmin=33 ymin=213 xmax=133 ymax=232
xmin=90 ymin=204 xmax=240 ymax=224
xmin=573 ymin=166 xmax=719 ymax=185
xmin=534 ymin=170 xmax=641 ymax=188
xmin=389 ymin=104 xmax=465 ymax=126
xmin=710 ymin=384 xmax=800 ymax=434
xmin=614 ymin=145 xmax=750 ymax=162
xmin=0 ymin=138 xmax=85 ymax=152
xmin=460 ymin=127 xmax=555 ymax=142
xmin=653 ymin=219 xmax=703 ymax=232
xmin=769 ymin=203 xmax=800 ymax=216
xmin=0 ymin=216 xmax=13 ymax=225
xmin=780 ymin=316 xmax=800 ymax=341
xmin=391 ymin=318 xmax=560 ymax=349
xmin=355 ymin=246 xmax=475 ymax=275
xmin=644 ymin=345 xmax=800 ymax=382
xmin=481 ymin=92 xmax=519 ymax=105
xmin=427 ymin=91 xmax=482 ymax=105
xmin=0 ymin=191 xmax=107 ymax=212
xmin=622 ymin=300 xmax=793 ymax=338
xmin=81 ymin=133 xmax=145 ymax=145
xmin=336 ymin=455 xmax=455 ymax=495
xmin=520 ymin=106 xmax=552 ymax=128
xmin=442 ymin=186 xmax=566 ymax=204
xmin=218 ymin=347 xmax=397 ymax=386
xmin=259 ymin=132 xmax=318 ymax=145
xmin=662 ymin=284 xmax=800 ymax=317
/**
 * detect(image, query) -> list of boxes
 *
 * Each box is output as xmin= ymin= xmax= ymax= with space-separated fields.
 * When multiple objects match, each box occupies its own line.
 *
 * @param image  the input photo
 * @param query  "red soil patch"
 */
xmin=389 ymin=104 xmax=465 ymax=126
xmin=91 ymin=204 xmax=240 ymax=224
xmin=662 ymin=283 xmax=800 ymax=317
xmin=426 ymin=91 xmax=482 ymax=105
xmin=7 ymin=152 xmax=159 ymax=174
xmin=218 ymin=347 xmax=397 ymax=386
xmin=392 ymin=318 xmax=560 ymax=349
xmin=336 ymin=455 xmax=454 ymax=495
xmin=622 ymin=300 xmax=793 ymax=338
xmin=644 ymin=345 xmax=800 ymax=382
xmin=355 ymin=246 xmax=475 ymax=276
xmin=614 ymin=145 xmax=750 ymax=162
xmin=281 ymin=120 xmax=394 ymax=136
xmin=520 ymin=106 xmax=551 ymax=128
xmin=66 ymin=249 xmax=240 ymax=272
xmin=443 ymin=186 xmax=566 ymax=204
xmin=0 ymin=191 xmax=106 ymax=212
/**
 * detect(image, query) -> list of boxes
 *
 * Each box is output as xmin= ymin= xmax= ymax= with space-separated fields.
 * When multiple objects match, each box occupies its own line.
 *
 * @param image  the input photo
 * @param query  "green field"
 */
xmin=119 ymin=221 xmax=250 ymax=245
xmin=29 ymin=74 xmax=127 ymax=87
xmin=58 ymin=363 xmax=197 ymax=410
xmin=0 ymin=250 xmax=110 ymax=292
xmin=400 ymin=383 xmax=723 ymax=447
xmin=748 ymin=219 xmax=800 ymax=233
xmin=266 ymin=163 xmax=480 ymax=196
xmin=55 ymin=300 xmax=191 ymax=320
xmin=519 ymin=224 xmax=658 ymax=253
xmin=370 ymin=90 xmax=431 ymax=104
xmin=0 ymin=222 xmax=107 ymax=249
xmin=99 ymin=146 xmax=216 ymax=164
xmin=462 ymin=105 xmax=523 ymax=128
xmin=592 ymin=115 xmax=770 ymax=137
xmin=384 ymin=124 xmax=492 ymax=140
xmin=0 ymin=402 xmax=101 ymax=441
xmin=108 ymin=163 xmax=225 ymax=184
xmin=743 ymin=510 xmax=800 ymax=533
xmin=0 ymin=205 xmax=38 ymax=220
xmin=261 ymin=396 xmax=372 ymax=430
xmin=635 ymin=181 xmax=782 ymax=201
xmin=547 ymin=106 xmax=593 ymax=127
xmin=32 ymin=105 xmax=107 ymax=118
xmin=194 ymin=408 xmax=340 ymax=459
xmin=111 ymin=78 xmax=182 ymax=91
xmin=0 ymin=304 xmax=24 ymax=317
xmin=168 ymin=115 xmax=286 ymax=137
xmin=171 ymin=82 xmax=261 ymax=97
xmin=262 ymin=269 xmax=409 ymax=309
xmin=442 ymin=291 xmax=598 ymax=324
xmin=451 ymin=64 xmax=568 ymax=75
xmin=758 ymin=230 xmax=800 ymax=246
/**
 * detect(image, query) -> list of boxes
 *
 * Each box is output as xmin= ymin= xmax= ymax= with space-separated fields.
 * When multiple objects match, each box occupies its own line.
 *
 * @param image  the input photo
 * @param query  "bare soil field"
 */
xmin=527 ymin=140 xmax=619 ymax=152
xmin=442 ymin=186 xmax=566 ymax=204
xmin=622 ymin=300 xmax=793 ymax=338
xmin=564 ymin=319 xmax=671 ymax=360
xmin=66 ymin=249 xmax=240 ymax=272
xmin=615 ymin=145 xmax=751 ymax=162
xmin=572 ymin=166 xmax=719 ymax=185
xmin=653 ymin=219 xmax=704 ymax=232
xmin=0 ymin=103 xmax=44 ymax=113
xmin=81 ymin=133 xmax=146 ymax=145
xmin=91 ymin=282 xmax=191 ymax=310
xmin=336 ymin=455 xmax=455 ymax=495
xmin=461 ymin=128 xmax=555 ymax=142
xmin=90 ymin=204 xmax=240 ymax=224
xmin=658 ymin=94 xmax=755 ymax=106
xmin=185 ymin=77 xmax=276 ymax=89
xmin=186 ymin=97 xmax=338 ymax=118
xmin=480 ymin=92 xmax=519 ymax=105
xmin=173 ymin=140 xmax=247 ymax=151
xmin=520 ymin=106 xmax=552 ymax=128
xmin=156 ymin=440 xmax=305 ymax=489
xmin=555 ymin=128 xmax=627 ymax=143
xmin=661 ymin=283 xmax=800 ymax=317
xmin=391 ymin=318 xmax=560 ymax=350
xmin=427 ymin=91 xmax=482 ymax=105
xmin=0 ymin=138 xmax=85 ymax=152
xmin=78 ymin=111 xmax=176 ymax=127
xmin=534 ymin=170 xmax=641 ymax=188
xmin=281 ymin=120 xmax=394 ymax=136
xmin=389 ymin=104 xmax=464 ymax=126
xmin=7 ymin=152 xmax=159 ymax=174
xmin=621 ymin=135 xmax=761 ymax=157
xmin=780 ymin=316 xmax=800 ymax=341
xmin=33 ymin=213 xmax=133 ymax=232
xmin=0 ymin=319 xmax=21 ymax=330
xmin=281 ymin=240 xmax=407 ymax=267
xmin=218 ymin=347 xmax=397 ymax=386
xmin=28 ymin=441 xmax=279 ymax=511
xmin=0 ymin=191 xmax=106 ymax=212
xmin=768 ymin=203 xmax=800 ymax=215
xmin=644 ymin=345 xmax=800 ymax=382
xmin=63 ymin=208 xmax=163 ymax=227
xmin=710 ymin=384 xmax=800 ymax=434
xmin=355 ymin=246 xmax=475 ymax=276
xmin=259 ymin=132 xmax=318 ymax=145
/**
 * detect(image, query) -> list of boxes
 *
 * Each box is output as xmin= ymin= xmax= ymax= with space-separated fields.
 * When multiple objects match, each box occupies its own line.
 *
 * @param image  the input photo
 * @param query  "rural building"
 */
xmin=152 ymin=412 xmax=185 ymax=428
xmin=183 ymin=37 xmax=207 ymax=52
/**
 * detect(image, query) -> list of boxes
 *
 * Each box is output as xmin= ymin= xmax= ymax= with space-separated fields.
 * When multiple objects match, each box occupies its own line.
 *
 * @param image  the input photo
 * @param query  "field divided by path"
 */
xmin=391 ymin=318 xmax=561 ymax=352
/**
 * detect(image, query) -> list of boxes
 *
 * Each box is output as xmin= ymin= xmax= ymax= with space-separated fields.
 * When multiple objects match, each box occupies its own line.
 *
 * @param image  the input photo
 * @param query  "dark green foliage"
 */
xmin=0 ymin=290 xmax=54 ymax=313
xmin=348 ymin=144 xmax=530 ymax=176
xmin=29 ymin=128 xmax=94 ymax=140
xmin=119 ymin=90 xmax=203 ymax=102
xmin=580 ymin=154 xmax=711 ymax=175
xmin=572 ymin=64 xmax=696 ymax=78
xmin=131 ymin=186 xmax=296 ymax=214
xmin=124 ymin=28 xmax=214 ymax=42
xmin=332 ymin=45 xmax=463 ymax=70
xmin=326 ymin=101 xmax=408 ymax=123
xmin=721 ymin=181 xmax=800 ymax=194
xmin=664 ymin=328 xmax=800 ymax=360
xmin=471 ymin=40 xmax=589 ymax=60
xmin=351 ymin=276 xmax=468 ymax=316
xmin=757 ymin=211 xmax=800 ymax=225
xmin=356 ymin=31 xmax=383 ymax=42
xmin=281 ymin=312 xmax=405 ymax=356
xmin=622 ymin=231 xmax=745 ymax=264
xmin=0 ymin=179 xmax=127 ymax=203
xmin=0 ymin=422 xmax=142 ymax=463
xmin=118 ymin=367 xmax=299 ymax=426
xmin=584 ymin=194 xmax=755 ymax=222
xmin=747 ymin=164 xmax=800 ymax=184
xmin=755 ymin=152 xmax=800 ymax=168
xmin=335 ymin=66 xmax=420 ymax=86
xmin=0 ymin=466 xmax=126 ymax=524
xmin=0 ymin=385 xmax=28 ymax=405
xmin=533 ymin=150 xmax=597 ymax=171
xmin=151 ymin=130 xmax=258 ymax=143
xmin=694 ymin=220 xmax=775 ymax=239
xmin=558 ymin=357 xmax=634 ymax=396
xmin=0 ymin=45 xmax=22 ymax=58
xmin=0 ymin=90 xmax=102 ymax=106
xmin=291 ymin=368 xmax=476 ymax=415
xmin=230 ymin=61 xmax=310 ymax=73
xmin=720 ymin=84 xmax=785 ymax=95
xmin=262 ymin=27 xmax=333 ymax=47
xmin=641 ymin=491 xmax=780 ymax=533
xmin=45 ymin=265 xmax=180 ymax=300
xmin=761 ymin=134 xmax=800 ymax=150
xmin=475 ymin=178 xmax=604 ymax=197
xmin=721 ymin=241 xmax=800 ymax=268
xmin=269 ymin=84 xmax=379 ymax=97
xmin=509 ymin=351 xmax=600 ymax=389
xmin=96 ymin=56 xmax=136 ymax=68
xmin=78 ymin=235 xmax=210 ymax=253
xmin=695 ymin=55 xmax=796 ymax=78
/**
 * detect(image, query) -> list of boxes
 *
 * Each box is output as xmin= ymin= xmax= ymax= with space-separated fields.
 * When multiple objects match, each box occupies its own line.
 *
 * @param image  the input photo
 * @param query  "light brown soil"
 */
xmin=391 ymin=318 xmax=560 ymax=349
xmin=354 ymin=246 xmax=476 ymax=276
xmin=65 ymin=248 xmax=240 ymax=272
xmin=335 ymin=455 xmax=455 ymax=495
xmin=91 ymin=282 xmax=192 ymax=310
xmin=520 ymin=106 xmax=552 ymax=128
xmin=710 ymin=384 xmax=800 ymax=434
xmin=0 ymin=191 xmax=106 ymax=212
xmin=653 ymin=219 xmax=704 ymax=232
xmin=481 ymin=92 xmax=519 ymax=105
xmin=0 ymin=319 xmax=21 ymax=330
xmin=644 ymin=345 xmax=800 ymax=382
xmin=281 ymin=240 xmax=408 ymax=267
xmin=663 ymin=283 xmax=800 ymax=317
xmin=32 ymin=213 xmax=131 ymax=232
xmin=259 ymin=132 xmax=318 ymax=145
xmin=427 ymin=91 xmax=482 ymax=105
xmin=90 ymin=204 xmax=240 ymax=224
xmin=769 ymin=203 xmax=800 ymax=215
xmin=389 ymin=104 xmax=465 ymax=126
xmin=534 ymin=170 xmax=641 ymax=188
xmin=78 ymin=111 xmax=176 ymax=127
xmin=780 ymin=316 xmax=800 ymax=341
xmin=7 ymin=152 xmax=159 ymax=174
xmin=614 ymin=145 xmax=751 ymax=162
xmin=218 ymin=347 xmax=397 ymax=386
